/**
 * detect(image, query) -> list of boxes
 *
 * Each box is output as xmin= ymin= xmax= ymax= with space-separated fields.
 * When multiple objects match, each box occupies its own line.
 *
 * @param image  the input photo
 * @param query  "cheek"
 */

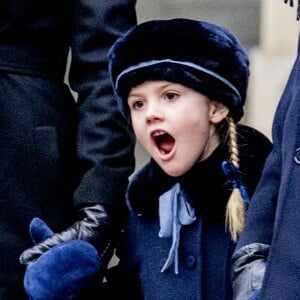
xmin=180 ymin=125 xmax=210 ymax=151
xmin=131 ymin=121 xmax=140 ymax=139
xmin=131 ymin=118 xmax=146 ymax=144
xmin=130 ymin=113 xmax=140 ymax=133
xmin=180 ymin=101 xmax=209 ymax=123
xmin=178 ymin=111 xmax=210 ymax=135
xmin=177 ymin=117 xmax=213 ymax=152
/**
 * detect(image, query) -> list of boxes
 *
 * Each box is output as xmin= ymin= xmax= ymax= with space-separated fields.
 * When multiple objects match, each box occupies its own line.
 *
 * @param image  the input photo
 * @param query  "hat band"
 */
xmin=114 ymin=58 xmax=241 ymax=103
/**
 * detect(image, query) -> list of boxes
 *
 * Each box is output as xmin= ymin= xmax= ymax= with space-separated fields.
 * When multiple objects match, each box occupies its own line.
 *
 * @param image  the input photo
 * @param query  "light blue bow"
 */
xmin=158 ymin=183 xmax=196 ymax=274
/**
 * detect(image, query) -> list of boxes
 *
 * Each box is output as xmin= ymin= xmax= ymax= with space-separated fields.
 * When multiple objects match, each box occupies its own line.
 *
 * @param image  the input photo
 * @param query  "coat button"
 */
xmin=186 ymin=255 xmax=197 ymax=269
xmin=294 ymin=148 xmax=300 ymax=164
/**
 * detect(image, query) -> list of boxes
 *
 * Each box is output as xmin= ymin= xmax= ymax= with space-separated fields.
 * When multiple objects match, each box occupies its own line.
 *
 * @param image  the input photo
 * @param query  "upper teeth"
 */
xmin=153 ymin=130 xmax=165 ymax=137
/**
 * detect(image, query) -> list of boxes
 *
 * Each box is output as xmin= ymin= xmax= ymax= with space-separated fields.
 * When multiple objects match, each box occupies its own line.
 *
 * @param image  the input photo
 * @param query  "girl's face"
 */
xmin=128 ymin=81 xmax=229 ymax=177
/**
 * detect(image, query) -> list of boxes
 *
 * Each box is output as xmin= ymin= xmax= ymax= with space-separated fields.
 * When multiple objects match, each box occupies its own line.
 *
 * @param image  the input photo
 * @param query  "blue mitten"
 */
xmin=23 ymin=218 xmax=101 ymax=300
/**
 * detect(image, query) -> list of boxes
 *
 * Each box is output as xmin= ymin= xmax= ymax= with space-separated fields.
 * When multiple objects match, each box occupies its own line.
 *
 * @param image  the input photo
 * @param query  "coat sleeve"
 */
xmin=232 ymin=31 xmax=300 ymax=300
xmin=232 ymin=102 xmax=283 ymax=300
xmin=68 ymin=0 xmax=137 ymax=207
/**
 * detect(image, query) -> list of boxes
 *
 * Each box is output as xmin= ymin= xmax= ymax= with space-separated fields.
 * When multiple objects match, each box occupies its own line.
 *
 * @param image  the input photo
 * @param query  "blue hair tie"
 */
xmin=221 ymin=160 xmax=250 ymax=204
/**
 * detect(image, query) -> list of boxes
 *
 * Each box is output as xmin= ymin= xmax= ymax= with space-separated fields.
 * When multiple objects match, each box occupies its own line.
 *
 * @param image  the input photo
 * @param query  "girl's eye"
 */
xmin=165 ymin=92 xmax=179 ymax=101
xmin=131 ymin=100 xmax=144 ymax=110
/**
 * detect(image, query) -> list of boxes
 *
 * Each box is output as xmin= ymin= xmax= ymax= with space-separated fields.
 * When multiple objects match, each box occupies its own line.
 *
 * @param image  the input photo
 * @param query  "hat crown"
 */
xmin=109 ymin=18 xmax=249 ymax=122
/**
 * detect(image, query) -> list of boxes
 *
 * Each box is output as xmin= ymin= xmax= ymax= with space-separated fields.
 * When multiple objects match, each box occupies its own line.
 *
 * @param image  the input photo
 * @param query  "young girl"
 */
xmin=103 ymin=18 xmax=272 ymax=299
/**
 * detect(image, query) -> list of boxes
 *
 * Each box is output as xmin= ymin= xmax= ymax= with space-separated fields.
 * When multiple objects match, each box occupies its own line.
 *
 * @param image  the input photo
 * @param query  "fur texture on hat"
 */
xmin=109 ymin=18 xmax=249 ymax=122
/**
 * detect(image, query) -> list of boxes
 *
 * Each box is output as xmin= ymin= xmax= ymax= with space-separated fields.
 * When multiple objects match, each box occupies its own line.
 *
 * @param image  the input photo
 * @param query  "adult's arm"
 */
xmin=69 ymin=0 xmax=137 ymax=208
xmin=20 ymin=0 xmax=137 ymax=265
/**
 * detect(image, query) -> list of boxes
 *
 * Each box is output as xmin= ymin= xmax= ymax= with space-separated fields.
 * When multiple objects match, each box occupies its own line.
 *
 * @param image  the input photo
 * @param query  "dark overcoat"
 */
xmin=236 ymin=31 xmax=300 ymax=299
xmin=0 ymin=1 xmax=136 ymax=298
xmin=103 ymin=125 xmax=272 ymax=300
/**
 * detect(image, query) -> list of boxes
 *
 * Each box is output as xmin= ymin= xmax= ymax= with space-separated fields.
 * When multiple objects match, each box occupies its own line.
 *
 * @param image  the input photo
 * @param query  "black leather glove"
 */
xmin=19 ymin=204 xmax=113 ymax=265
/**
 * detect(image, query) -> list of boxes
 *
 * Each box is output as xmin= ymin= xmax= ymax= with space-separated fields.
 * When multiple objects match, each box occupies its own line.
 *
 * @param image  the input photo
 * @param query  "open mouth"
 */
xmin=152 ymin=130 xmax=175 ymax=155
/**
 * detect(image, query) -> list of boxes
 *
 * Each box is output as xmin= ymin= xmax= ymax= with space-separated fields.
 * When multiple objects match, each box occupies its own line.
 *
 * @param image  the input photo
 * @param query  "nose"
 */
xmin=145 ymin=102 xmax=163 ymax=123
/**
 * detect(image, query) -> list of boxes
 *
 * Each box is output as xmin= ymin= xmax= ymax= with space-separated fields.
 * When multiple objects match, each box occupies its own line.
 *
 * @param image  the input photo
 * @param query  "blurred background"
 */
xmin=133 ymin=0 xmax=300 ymax=169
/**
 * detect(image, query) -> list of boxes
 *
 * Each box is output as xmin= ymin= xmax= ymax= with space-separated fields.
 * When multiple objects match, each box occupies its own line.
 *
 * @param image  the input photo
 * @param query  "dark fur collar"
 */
xmin=126 ymin=124 xmax=272 ymax=219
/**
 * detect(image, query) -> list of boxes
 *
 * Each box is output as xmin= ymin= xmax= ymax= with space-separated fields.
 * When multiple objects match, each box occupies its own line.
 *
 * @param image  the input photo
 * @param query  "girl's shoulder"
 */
xmin=237 ymin=124 xmax=272 ymax=160
xmin=237 ymin=124 xmax=273 ymax=196
xmin=237 ymin=124 xmax=271 ymax=148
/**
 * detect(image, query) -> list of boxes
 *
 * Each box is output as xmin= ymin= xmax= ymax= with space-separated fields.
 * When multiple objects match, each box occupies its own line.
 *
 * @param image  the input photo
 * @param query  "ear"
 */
xmin=208 ymin=101 xmax=229 ymax=124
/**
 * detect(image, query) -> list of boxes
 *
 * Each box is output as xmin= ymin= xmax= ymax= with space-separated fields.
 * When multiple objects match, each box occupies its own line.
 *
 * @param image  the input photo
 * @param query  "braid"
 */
xmin=225 ymin=117 xmax=246 ymax=241
xmin=228 ymin=117 xmax=239 ymax=168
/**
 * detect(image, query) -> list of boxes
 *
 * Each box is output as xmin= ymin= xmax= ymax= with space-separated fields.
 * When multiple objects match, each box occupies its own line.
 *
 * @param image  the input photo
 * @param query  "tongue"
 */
xmin=157 ymin=135 xmax=174 ymax=153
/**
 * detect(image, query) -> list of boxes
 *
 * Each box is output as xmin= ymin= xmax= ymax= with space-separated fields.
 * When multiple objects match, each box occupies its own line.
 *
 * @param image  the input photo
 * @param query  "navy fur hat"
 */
xmin=109 ymin=18 xmax=249 ymax=122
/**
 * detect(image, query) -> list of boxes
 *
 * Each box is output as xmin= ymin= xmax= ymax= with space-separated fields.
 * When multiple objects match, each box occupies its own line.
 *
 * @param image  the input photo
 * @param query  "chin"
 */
xmin=161 ymin=166 xmax=187 ymax=178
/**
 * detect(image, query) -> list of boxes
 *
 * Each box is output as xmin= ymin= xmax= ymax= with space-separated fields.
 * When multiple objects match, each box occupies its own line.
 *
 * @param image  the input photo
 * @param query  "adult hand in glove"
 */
xmin=19 ymin=204 xmax=113 ymax=265
xmin=23 ymin=217 xmax=101 ymax=300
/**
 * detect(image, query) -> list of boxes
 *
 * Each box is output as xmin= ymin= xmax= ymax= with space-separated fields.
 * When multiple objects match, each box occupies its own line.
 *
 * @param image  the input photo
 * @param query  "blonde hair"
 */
xmin=224 ymin=116 xmax=247 ymax=242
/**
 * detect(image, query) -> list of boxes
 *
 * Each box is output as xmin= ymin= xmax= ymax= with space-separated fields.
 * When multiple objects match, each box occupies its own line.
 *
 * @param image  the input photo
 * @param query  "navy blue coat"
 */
xmin=103 ymin=125 xmax=272 ymax=300
xmin=236 ymin=31 xmax=300 ymax=299
xmin=0 ymin=1 xmax=136 ymax=298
